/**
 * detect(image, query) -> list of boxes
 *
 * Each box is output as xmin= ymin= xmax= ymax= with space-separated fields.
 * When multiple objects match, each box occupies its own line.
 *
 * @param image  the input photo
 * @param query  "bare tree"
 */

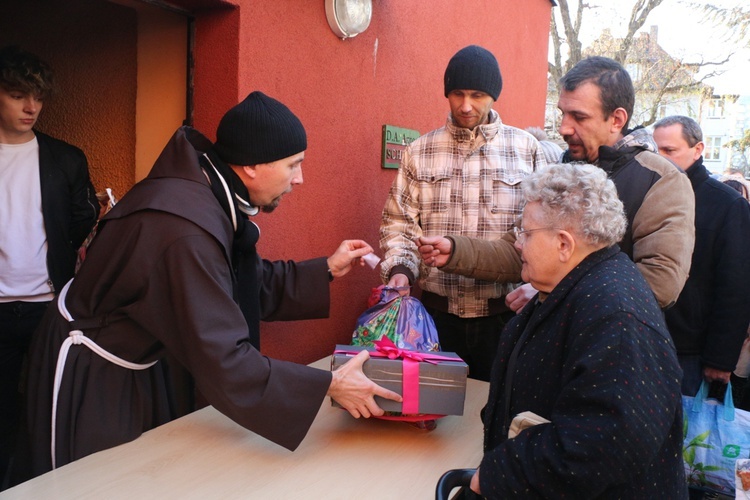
xmin=724 ymin=129 xmax=750 ymax=174
xmin=726 ymin=130 xmax=750 ymax=152
xmin=634 ymin=55 xmax=731 ymax=127
xmin=697 ymin=3 xmax=750 ymax=174
xmin=615 ymin=0 xmax=666 ymax=63
xmin=549 ymin=0 xmax=665 ymax=83
xmin=696 ymin=3 xmax=750 ymax=48
xmin=547 ymin=0 xmax=734 ymax=131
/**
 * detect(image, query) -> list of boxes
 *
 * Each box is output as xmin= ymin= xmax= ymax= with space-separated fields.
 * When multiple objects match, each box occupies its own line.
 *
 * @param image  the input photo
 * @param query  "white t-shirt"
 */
xmin=0 ymin=136 xmax=54 ymax=302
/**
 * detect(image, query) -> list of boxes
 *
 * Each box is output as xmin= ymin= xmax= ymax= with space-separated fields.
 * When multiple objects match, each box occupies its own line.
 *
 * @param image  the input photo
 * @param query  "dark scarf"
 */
xmin=199 ymin=149 xmax=263 ymax=349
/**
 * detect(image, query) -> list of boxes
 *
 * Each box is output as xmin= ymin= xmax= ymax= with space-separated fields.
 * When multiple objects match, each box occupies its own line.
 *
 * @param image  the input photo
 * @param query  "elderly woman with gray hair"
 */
xmin=451 ymin=164 xmax=686 ymax=498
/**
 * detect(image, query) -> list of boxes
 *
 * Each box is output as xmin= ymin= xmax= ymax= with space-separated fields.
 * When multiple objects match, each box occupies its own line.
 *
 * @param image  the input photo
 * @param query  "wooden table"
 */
xmin=2 ymin=358 xmax=488 ymax=499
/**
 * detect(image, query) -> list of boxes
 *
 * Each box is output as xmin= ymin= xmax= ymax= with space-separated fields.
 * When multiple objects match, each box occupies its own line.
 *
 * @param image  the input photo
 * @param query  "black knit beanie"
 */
xmin=443 ymin=45 xmax=502 ymax=101
xmin=214 ymin=91 xmax=307 ymax=166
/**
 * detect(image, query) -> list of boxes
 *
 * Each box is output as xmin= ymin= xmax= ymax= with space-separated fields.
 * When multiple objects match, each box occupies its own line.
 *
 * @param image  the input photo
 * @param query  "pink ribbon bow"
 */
xmin=334 ymin=339 xmax=459 ymax=415
xmin=371 ymin=337 xmax=457 ymax=414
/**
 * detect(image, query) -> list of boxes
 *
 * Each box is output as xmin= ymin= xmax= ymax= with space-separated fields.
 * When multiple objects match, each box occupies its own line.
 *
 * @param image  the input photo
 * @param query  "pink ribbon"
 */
xmin=335 ymin=338 xmax=458 ymax=415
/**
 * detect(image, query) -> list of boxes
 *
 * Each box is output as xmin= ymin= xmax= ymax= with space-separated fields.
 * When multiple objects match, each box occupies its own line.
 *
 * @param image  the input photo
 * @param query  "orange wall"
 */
xmin=134 ymin=4 xmax=188 ymax=182
xmin=0 ymin=0 xmax=137 ymax=197
xmin=190 ymin=1 xmax=553 ymax=364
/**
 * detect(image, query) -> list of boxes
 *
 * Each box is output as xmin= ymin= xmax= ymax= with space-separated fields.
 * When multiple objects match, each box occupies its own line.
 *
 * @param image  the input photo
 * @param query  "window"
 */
xmin=704 ymin=136 xmax=722 ymax=161
xmin=707 ymin=98 xmax=725 ymax=118
xmin=626 ymin=63 xmax=642 ymax=82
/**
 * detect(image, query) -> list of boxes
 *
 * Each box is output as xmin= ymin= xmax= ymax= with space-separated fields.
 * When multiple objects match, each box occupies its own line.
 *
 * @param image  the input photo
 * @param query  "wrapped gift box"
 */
xmin=330 ymin=344 xmax=468 ymax=416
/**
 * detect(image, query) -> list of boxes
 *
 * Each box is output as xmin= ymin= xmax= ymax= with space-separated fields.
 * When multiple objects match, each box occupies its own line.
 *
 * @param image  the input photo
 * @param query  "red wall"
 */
xmin=191 ymin=1 xmax=553 ymax=364
xmin=1 ymin=0 xmax=551 ymax=364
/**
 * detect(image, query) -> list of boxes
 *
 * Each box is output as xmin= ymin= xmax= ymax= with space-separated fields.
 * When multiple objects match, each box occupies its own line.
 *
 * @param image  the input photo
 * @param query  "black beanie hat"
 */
xmin=215 ymin=91 xmax=307 ymax=166
xmin=443 ymin=45 xmax=502 ymax=101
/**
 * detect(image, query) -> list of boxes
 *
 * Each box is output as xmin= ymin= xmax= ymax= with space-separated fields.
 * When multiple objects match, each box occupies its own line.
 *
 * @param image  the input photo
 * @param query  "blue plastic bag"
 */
xmin=352 ymin=287 xmax=440 ymax=351
xmin=682 ymin=381 xmax=750 ymax=495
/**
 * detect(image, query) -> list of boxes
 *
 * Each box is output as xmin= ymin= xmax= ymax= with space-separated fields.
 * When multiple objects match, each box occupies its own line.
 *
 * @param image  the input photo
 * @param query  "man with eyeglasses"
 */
xmin=419 ymin=56 xmax=695 ymax=314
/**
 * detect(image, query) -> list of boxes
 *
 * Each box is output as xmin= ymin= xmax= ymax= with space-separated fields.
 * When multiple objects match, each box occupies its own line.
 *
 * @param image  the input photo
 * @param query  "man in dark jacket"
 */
xmin=653 ymin=115 xmax=750 ymax=396
xmin=20 ymin=91 xmax=400 ymax=479
xmin=0 ymin=45 xmax=98 ymax=489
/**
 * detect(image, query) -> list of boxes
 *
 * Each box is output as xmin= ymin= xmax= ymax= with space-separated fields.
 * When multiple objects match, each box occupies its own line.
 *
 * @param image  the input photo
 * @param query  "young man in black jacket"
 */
xmin=0 ymin=45 xmax=98 ymax=489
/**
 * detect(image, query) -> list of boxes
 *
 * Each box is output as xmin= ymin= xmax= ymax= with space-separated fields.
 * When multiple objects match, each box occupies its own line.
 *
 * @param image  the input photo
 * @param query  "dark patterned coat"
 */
xmin=479 ymin=245 xmax=687 ymax=499
xmin=23 ymin=127 xmax=332 ymax=476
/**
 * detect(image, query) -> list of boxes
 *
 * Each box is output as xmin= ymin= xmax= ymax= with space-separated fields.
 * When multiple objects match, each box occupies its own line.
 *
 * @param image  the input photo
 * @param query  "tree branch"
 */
xmin=615 ymin=0 xmax=665 ymax=63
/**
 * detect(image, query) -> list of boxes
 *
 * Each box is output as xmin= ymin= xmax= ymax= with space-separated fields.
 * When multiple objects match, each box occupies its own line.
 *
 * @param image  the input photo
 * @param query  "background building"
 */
xmin=699 ymin=94 xmax=750 ymax=175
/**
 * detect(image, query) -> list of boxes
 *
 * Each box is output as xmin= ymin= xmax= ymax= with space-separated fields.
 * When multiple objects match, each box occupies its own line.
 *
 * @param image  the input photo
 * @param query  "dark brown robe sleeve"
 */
xmin=144 ymin=233 xmax=331 ymax=451
xmin=259 ymin=256 xmax=330 ymax=322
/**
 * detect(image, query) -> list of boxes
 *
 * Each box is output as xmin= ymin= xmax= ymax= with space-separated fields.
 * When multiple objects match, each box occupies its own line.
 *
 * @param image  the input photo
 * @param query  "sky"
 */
xmin=558 ymin=0 xmax=750 ymax=94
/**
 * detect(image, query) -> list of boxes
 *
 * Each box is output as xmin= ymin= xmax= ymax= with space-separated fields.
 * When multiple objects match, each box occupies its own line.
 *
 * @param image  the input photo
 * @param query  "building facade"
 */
xmin=1 ymin=0 xmax=554 ymax=362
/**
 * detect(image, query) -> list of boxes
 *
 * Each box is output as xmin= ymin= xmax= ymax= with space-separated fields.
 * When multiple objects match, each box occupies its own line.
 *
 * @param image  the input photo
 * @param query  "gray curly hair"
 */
xmin=522 ymin=163 xmax=626 ymax=247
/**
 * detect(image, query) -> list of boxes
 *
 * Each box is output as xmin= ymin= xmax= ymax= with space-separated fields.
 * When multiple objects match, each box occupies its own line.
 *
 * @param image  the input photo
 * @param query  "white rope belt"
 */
xmin=51 ymin=279 xmax=157 ymax=469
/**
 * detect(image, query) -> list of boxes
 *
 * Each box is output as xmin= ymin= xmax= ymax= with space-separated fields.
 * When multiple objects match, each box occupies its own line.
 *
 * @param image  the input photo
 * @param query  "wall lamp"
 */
xmin=325 ymin=0 xmax=372 ymax=39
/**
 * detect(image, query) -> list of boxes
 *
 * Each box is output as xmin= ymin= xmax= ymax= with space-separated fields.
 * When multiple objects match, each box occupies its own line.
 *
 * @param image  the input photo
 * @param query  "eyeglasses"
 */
xmin=513 ymin=226 xmax=560 ymax=244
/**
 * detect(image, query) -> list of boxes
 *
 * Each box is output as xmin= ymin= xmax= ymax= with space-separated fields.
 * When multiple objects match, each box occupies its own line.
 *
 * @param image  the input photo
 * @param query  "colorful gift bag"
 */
xmin=352 ymin=286 xmax=439 ymax=351
xmin=351 ymin=287 xmax=443 ymax=426
xmin=682 ymin=381 xmax=750 ymax=495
